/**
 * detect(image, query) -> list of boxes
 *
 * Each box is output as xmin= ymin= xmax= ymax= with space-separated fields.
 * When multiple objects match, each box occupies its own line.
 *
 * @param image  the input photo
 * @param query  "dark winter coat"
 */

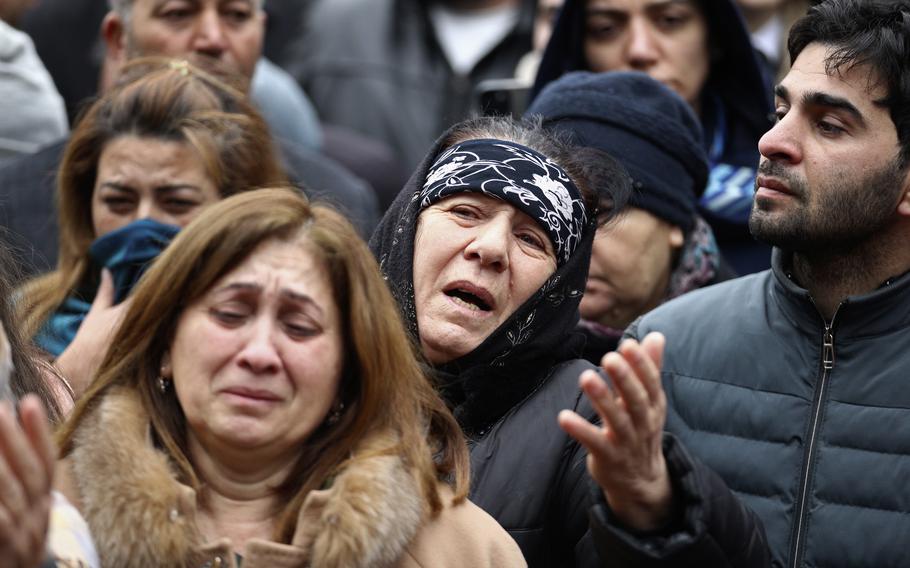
xmin=625 ymin=248 xmax=910 ymax=567
xmin=589 ymin=434 xmax=770 ymax=568
xmin=467 ymin=358 xmax=601 ymax=567
xmin=533 ymin=0 xmax=773 ymax=274
xmin=288 ymin=0 xmax=536 ymax=172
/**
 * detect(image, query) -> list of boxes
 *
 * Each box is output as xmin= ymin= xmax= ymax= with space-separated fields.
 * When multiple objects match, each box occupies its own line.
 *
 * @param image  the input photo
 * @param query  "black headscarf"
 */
xmin=370 ymin=130 xmax=596 ymax=436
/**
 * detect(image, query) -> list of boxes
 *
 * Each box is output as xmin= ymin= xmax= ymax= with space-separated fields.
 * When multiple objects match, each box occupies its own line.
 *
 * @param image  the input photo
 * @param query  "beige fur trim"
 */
xmin=294 ymin=431 xmax=425 ymax=567
xmin=69 ymin=386 xmax=202 ymax=567
xmin=69 ymin=387 xmax=426 ymax=567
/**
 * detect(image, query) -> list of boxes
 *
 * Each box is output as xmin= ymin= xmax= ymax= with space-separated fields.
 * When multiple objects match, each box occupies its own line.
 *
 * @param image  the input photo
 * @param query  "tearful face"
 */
xmin=412 ymin=194 xmax=557 ymax=364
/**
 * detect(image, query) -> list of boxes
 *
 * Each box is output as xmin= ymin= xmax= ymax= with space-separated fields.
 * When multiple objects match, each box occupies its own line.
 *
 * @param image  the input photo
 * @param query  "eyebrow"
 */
xmin=215 ymin=282 xmax=325 ymax=315
xmin=99 ymin=182 xmax=203 ymax=193
xmin=587 ymin=0 xmax=692 ymax=15
xmin=775 ymin=84 xmax=867 ymax=128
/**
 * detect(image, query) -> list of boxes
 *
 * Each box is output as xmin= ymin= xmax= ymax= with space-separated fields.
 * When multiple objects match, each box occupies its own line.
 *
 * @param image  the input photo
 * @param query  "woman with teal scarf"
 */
xmin=18 ymin=57 xmax=286 ymax=397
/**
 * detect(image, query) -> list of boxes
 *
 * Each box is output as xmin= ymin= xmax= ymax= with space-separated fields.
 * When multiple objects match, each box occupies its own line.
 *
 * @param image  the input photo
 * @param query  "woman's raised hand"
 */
xmin=55 ymin=269 xmax=132 ymax=396
xmin=558 ymin=332 xmax=673 ymax=531
xmin=0 ymin=395 xmax=56 ymax=568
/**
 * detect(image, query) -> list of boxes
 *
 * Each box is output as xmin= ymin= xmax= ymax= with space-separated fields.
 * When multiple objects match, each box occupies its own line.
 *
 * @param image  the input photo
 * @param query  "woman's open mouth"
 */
xmin=445 ymin=288 xmax=492 ymax=311
xmin=443 ymin=282 xmax=495 ymax=313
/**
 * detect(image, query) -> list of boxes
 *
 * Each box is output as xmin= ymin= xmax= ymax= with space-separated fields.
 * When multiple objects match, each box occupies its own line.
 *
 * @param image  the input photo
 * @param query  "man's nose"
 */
xmin=191 ymin=9 xmax=227 ymax=56
xmin=758 ymin=112 xmax=803 ymax=165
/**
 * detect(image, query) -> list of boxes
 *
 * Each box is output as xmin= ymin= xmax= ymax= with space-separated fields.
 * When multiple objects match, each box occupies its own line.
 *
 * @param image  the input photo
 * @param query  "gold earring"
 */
xmin=326 ymin=401 xmax=345 ymax=425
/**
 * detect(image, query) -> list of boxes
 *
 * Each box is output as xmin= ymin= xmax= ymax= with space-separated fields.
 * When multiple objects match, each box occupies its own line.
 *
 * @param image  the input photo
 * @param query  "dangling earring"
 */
xmin=327 ymin=401 xmax=345 ymax=425
xmin=158 ymin=366 xmax=171 ymax=394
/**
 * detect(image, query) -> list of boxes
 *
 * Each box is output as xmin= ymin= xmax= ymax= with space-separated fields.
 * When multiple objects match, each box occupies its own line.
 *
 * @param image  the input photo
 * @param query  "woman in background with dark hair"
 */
xmin=533 ymin=0 xmax=774 ymax=274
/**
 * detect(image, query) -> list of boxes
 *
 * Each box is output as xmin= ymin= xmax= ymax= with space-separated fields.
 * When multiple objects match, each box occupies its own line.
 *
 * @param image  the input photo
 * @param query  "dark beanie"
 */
xmin=526 ymin=71 xmax=709 ymax=232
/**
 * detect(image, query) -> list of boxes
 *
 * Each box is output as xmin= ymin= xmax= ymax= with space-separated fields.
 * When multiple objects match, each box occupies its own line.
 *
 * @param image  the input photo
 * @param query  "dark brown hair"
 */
xmin=0 ymin=239 xmax=65 ymax=423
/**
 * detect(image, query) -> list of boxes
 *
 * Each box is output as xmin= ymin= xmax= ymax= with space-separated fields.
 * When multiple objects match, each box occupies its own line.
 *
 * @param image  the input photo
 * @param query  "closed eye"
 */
xmin=586 ymin=16 xmax=622 ymax=41
xmin=450 ymin=205 xmax=481 ymax=220
xmin=102 ymin=196 xmax=135 ymax=208
xmin=159 ymin=7 xmax=194 ymax=22
xmin=210 ymin=306 xmax=248 ymax=325
xmin=653 ymin=8 xmax=692 ymax=30
xmin=283 ymin=321 xmax=320 ymax=339
xmin=222 ymin=7 xmax=253 ymax=24
xmin=163 ymin=198 xmax=201 ymax=214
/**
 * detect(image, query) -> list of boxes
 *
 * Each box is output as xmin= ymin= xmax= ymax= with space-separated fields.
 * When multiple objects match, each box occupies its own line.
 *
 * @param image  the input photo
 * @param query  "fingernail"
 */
xmin=587 ymin=376 xmax=605 ymax=397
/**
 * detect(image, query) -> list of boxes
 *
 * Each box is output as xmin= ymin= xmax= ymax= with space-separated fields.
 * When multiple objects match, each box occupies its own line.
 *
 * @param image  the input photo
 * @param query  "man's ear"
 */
xmin=101 ymin=12 xmax=128 ymax=66
xmin=897 ymin=165 xmax=910 ymax=217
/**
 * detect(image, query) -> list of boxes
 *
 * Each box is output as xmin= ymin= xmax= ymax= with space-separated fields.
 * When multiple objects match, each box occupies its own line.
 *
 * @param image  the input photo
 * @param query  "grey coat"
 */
xmin=625 ymin=249 xmax=910 ymax=567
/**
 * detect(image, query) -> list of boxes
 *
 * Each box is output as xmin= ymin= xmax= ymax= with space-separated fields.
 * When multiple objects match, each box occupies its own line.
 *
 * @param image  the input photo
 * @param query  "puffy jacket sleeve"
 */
xmin=585 ymin=318 xmax=771 ymax=568
xmin=587 ymin=434 xmax=770 ymax=567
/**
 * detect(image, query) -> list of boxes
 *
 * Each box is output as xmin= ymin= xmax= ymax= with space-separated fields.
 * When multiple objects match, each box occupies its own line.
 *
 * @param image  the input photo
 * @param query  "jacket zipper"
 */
xmin=789 ymin=303 xmax=841 ymax=567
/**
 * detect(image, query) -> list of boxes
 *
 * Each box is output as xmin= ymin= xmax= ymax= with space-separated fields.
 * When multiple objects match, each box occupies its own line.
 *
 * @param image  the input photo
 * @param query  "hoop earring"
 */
xmin=326 ymin=401 xmax=345 ymax=426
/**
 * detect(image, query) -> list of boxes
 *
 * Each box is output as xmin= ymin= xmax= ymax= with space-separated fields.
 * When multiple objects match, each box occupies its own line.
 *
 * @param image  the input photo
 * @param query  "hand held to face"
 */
xmin=558 ymin=332 xmax=674 ymax=531
xmin=55 ymin=269 xmax=132 ymax=397
xmin=0 ymin=395 xmax=57 ymax=568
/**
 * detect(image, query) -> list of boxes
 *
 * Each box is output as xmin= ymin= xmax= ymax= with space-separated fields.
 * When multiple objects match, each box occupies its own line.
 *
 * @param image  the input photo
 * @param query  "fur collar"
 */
xmin=68 ymin=386 xmax=425 ymax=567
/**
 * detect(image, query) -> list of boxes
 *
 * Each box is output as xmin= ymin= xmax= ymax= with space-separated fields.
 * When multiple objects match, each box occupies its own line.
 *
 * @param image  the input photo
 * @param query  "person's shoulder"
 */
xmin=0 ymin=137 xmax=67 ymax=183
xmin=403 ymin=489 xmax=527 ymax=568
xmin=636 ymin=270 xmax=773 ymax=334
xmin=0 ymin=19 xmax=28 ymax=60
xmin=624 ymin=270 xmax=773 ymax=341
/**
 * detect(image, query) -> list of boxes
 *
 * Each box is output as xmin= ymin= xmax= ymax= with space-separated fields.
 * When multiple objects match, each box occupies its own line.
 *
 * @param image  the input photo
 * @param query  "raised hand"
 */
xmin=55 ymin=269 xmax=132 ymax=396
xmin=558 ymin=332 xmax=673 ymax=531
xmin=0 ymin=395 xmax=57 ymax=568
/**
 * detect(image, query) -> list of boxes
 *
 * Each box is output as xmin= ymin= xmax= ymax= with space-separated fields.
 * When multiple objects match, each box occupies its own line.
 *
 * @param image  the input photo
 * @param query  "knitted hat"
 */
xmin=526 ymin=71 xmax=709 ymax=232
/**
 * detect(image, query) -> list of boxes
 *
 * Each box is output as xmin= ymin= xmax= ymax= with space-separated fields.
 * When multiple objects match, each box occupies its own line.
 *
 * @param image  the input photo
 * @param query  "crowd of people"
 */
xmin=0 ymin=0 xmax=908 ymax=566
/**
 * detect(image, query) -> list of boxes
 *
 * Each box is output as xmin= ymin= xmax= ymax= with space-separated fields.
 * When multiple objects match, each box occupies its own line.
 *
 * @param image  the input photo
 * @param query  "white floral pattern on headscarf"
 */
xmin=419 ymin=139 xmax=587 ymax=266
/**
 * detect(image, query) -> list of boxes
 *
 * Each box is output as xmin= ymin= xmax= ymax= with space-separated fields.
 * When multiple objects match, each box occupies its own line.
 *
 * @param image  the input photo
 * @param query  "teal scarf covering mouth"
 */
xmin=35 ymin=219 xmax=180 ymax=357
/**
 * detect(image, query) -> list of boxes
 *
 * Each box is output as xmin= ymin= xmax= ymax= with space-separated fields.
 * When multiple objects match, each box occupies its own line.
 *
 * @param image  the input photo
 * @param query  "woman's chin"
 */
xmin=420 ymin=331 xmax=482 ymax=366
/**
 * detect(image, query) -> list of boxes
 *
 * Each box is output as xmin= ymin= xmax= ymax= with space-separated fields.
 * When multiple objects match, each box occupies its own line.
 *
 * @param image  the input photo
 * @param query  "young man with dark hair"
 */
xmin=558 ymin=1 xmax=910 ymax=566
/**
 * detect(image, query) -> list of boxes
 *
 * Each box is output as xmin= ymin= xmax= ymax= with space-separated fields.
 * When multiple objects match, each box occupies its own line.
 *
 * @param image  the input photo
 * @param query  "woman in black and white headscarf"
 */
xmin=371 ymin=117 xmax=632 ymax=567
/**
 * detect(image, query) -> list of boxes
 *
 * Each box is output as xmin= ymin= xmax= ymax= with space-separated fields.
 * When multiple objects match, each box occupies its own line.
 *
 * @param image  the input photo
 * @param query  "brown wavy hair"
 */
xmin=57 ymin=188 xmax=470 ymax=543
xmin=19 ymin=57 xmax=286 ymax=340
xmin=0 ymin=239 xmax=66 ymax=423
